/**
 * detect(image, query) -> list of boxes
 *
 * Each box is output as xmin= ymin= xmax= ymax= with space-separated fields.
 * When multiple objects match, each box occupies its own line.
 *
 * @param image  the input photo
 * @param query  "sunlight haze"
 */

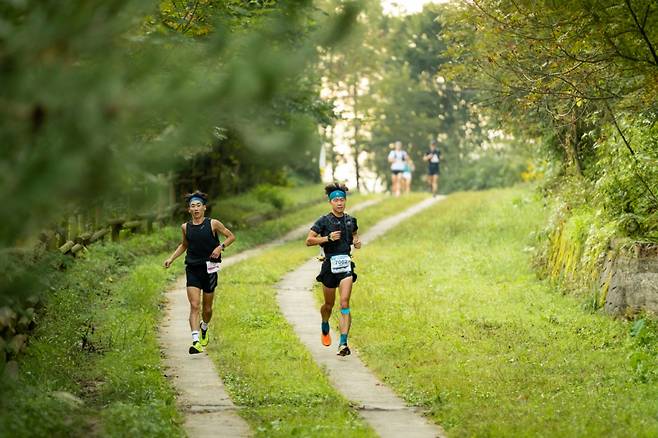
xmin=381 ymin=0 xmax=451 ymax=15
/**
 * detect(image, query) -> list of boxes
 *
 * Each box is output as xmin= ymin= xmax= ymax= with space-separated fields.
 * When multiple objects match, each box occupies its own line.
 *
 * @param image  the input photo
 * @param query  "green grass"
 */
xmin=207 ymin=194 xmax=430 ymax=437
xmin=207 ymin=241 xmax=375 ymax=438
xmin=347 ymin=187 xmax=658 ymax=437
xmin=211 ymin=183 xmax=326 ymax=229
xmin=0 ymin=188 xmax=386 ymax=437
xmin=0 ymin=230 xmax=185 ymax=437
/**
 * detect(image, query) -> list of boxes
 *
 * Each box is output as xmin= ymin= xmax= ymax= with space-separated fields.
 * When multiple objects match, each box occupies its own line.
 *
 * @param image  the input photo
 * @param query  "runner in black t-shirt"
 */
xmin=164 ymin=191 xmax=235 ymax=354
xmin=423 ymin=140 xmax=443 ymax=197
xmin=305 ymin=183 xmax=362 ymax=356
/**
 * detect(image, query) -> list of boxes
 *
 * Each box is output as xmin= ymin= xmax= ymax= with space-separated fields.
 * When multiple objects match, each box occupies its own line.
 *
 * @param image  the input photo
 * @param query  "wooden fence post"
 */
xmin=109 ymin=219 xmax=125 ymax=242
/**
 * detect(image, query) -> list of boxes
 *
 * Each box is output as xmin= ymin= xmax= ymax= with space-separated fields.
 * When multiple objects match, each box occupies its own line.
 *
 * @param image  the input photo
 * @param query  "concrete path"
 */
xmin=277 ymin=196 xmax=447 ymax=438
xmin=158 ymin=198 xmax=382 ymax=437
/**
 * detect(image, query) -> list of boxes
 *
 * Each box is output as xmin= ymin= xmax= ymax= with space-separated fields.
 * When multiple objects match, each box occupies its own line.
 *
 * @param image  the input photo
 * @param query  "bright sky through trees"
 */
xmin=381 ymin=0 xmax=451 ymax=15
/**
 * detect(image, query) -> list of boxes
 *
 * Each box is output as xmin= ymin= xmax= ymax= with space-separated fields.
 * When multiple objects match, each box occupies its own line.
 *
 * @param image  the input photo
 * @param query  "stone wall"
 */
xmin=601 ymin=242 xmax=658 ymax=316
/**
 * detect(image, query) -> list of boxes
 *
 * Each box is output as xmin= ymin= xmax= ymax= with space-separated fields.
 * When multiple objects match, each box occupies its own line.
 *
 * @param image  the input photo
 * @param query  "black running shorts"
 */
xmin=428 ymin=163 xmax=440 ymax=176
xmin=316 ymin=259 xmax=357 ymax=289
xmin=186 ymin=264 xmax=218 ymax=293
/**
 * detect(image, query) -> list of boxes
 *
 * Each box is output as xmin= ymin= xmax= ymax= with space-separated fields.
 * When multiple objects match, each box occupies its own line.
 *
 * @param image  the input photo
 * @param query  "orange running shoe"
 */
xmin=321 ymin=332 xmax=331 ymax=347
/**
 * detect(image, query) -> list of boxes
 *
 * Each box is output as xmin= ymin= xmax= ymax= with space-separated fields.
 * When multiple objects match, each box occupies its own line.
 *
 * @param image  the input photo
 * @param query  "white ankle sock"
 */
xmin=192 ymin=331 xmax=199 ymax=342
xmin=200 ymin=321 xmax=208 ymax=331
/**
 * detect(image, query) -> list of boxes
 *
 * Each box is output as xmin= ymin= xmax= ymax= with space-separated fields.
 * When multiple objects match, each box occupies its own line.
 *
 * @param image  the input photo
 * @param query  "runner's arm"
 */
xmin=164 ymin=224 xmax=188 ymax=268
xmin=352 ymin=232 xmax=361 ymax=249
xmin=210 ymin=219 xmax=235 ymax=258
xmin=306 ymin=230 xmax=331 ymax=246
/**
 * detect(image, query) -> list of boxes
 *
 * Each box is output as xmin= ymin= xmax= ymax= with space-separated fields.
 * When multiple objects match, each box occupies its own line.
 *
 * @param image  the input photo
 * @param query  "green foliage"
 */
xmin=444 ymin=0 xmax=658 ymax=229
xmin=441 ymin=150 xmax=528 ymax=193
xmin=350 ymin=187 xmax=658 ymax=436
xmin=252 ymin=184 xmax=288 ymax=210
xmin=628 ymin=318 xmax=658 ymax=383
xmin=0 ymin=0 xmax=357 ymax=253
xmin=591 ymin=120 xmax=658 ymax=239
xmin=366 ymin=4 xmax=505 ymax=192
xmin=0 ymin=230 xmax=184 ymax=436
xmin=209 ymin=182 xmax=323 ymax=229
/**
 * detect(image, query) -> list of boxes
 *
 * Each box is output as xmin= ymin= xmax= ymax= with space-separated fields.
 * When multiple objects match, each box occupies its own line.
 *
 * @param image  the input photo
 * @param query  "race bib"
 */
xmin=206 ymin=261 xmax=221 ymax=274
xmin=330 ymin=254 xmax=351 ymax=274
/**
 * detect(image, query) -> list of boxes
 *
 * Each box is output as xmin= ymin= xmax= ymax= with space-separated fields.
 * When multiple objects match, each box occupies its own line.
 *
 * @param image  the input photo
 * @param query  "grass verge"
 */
xmin=348 ymin=187 xmax=658 ymax=437
xmin=207 ymin=193 xmax=429 ymax=436
xmin=0 ymin=189 xmax=383 ymax=436
xmin=0 ymin=230 xmax=185 ymax=437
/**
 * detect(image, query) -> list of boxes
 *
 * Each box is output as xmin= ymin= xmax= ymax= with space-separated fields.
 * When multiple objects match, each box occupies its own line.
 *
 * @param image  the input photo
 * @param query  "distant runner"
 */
xmin=423 ymin=140 xmax=443 ymax=197
xmin=164 ymin=191 xmax=235 ymax=354
xmin=402 ymin=146 xmax=415 ymax=195
xmin=388 ymin=141 xmax=408 ymax=197
xmin=305 ymin=183 xmax=361 ymax=356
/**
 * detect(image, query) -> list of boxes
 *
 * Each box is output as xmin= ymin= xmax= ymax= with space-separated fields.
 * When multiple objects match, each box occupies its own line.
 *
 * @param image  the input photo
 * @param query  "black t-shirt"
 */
xmin=426 ymin=148 xmax=441 ymax=166
xmin=311 ymin=213 xmax=358 ymax=257
xmin=184 ymin=218 xmax=220 ymax=266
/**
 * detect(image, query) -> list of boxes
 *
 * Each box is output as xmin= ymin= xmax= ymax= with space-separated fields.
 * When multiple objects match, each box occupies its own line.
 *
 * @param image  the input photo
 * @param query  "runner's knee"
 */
xmin=189 ymin=301 xmax=201 ymax=312
xmin=202 ymin=298 xmax=213 ymax=311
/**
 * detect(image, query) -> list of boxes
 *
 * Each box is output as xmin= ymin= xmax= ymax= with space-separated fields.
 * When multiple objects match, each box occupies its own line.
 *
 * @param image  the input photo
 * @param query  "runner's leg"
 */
xmin=187 ymin=287 xmax=202 ymax=332
xmin=321 ymin=285 xmax=336 ymax=325
xmin=321 ymin=285 xmax=336 ymax=345
xmin=338 ymin=276 xmax=353 ymax=341
xmin=202 ymin=291 xmax=214 ymax=325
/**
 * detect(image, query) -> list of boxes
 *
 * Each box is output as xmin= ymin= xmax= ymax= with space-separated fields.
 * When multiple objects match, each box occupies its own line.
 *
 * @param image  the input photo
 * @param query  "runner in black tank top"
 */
xmin=185 ymin=217 xmax=220 ymax=266
xmin=164 ymin=191 xmax=235 ymax=354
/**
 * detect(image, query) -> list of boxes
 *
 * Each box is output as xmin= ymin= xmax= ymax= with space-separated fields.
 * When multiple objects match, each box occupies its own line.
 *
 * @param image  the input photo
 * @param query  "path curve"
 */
xmin=159 ymin=198 xmax=382 ymax=437
xmin=276 ymin=196 xmax=447 ymax=438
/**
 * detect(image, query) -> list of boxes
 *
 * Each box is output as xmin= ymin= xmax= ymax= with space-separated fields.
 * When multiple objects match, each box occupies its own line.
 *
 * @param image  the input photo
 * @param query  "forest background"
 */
xmin=1 ymin=0 xmax=657 ymax=361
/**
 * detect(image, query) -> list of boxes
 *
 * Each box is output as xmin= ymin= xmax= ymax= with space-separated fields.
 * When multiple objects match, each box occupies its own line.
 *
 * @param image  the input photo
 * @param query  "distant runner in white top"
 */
xmin=388 ymin=141 xmax=408 ymax=197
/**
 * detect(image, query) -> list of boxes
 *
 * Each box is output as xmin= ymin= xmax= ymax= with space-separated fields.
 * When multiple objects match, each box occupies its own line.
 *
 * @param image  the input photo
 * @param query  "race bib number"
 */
xmin=330 ymin=255 xmax=351 ymax=274
xmin=206 ymin=261 xmax=221 ymax=274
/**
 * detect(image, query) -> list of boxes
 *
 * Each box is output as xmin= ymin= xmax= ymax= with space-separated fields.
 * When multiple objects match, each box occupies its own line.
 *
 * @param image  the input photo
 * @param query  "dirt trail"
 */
xmin=158 ymin=198 xmax=382 ymax=437
xmin=276 ymin=196 xmax=447 ymax=438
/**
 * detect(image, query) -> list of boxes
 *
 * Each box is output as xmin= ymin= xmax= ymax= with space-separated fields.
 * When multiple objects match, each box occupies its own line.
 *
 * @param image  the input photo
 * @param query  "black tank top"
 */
xmin=184 ymin=218 xmax=220 ymax=266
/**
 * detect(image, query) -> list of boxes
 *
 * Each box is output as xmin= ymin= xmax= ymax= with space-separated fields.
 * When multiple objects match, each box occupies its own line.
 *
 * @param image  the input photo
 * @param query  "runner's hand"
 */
xmin=329 ymin=230 xmax=341 ymax=241
xmin=353 ymin=236 xmax=361 ymax=249
xmin=210 ymin=246 xmax=222 ymax=259
xmin=164 ymin=258 xmax=172 ymax=268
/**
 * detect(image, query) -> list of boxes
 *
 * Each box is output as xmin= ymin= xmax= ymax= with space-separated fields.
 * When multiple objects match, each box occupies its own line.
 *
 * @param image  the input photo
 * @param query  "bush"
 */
xmin=253 ymin=184 xmax=288 ymax=210
xmin=441 ymin=150 xmax=527 ymax=193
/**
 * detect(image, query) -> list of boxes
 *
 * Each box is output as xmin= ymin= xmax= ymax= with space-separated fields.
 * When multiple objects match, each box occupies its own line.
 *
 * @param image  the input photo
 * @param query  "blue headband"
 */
xmin=328 ymin=190 xmax=346 ymax=200
xmin=189 ymin=196 xmax=206 ymax=205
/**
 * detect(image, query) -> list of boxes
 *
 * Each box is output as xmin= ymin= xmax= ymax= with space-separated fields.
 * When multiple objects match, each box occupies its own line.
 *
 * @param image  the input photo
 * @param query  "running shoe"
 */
xmin=337 ymin=344 xmax=351 ymax=356
xmin=200 ymin=328 xmax=209 ymax=347
xmin=321 ymin=331 xmax=331 ymax=347
xmin=189 ymin=341 xmax=203 ymax=354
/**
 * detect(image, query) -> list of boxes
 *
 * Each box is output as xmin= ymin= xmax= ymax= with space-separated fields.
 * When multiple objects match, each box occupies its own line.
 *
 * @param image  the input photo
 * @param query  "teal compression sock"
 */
xmin=321 ymin=321 xmax=330 ymax=335
xmin=339 ymin=333 xmax=348 ymax=345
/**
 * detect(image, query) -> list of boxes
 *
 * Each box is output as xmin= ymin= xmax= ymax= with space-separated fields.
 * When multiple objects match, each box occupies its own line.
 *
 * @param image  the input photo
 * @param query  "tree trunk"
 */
xmin=352 ymin=82 xmax=361 ymax=191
